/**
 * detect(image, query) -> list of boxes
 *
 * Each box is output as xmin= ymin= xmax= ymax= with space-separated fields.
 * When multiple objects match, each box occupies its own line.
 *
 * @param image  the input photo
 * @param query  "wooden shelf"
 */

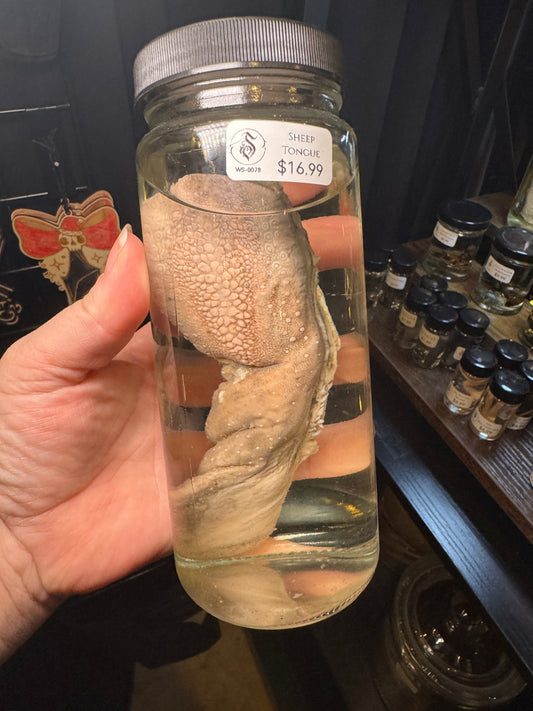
xmin=369 ymin=239 xmax=533 ymax=544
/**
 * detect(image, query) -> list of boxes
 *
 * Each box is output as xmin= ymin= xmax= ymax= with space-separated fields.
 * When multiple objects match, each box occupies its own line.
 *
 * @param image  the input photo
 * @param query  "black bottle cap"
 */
xmin=405 ymin=286 xmax=437 ymax=313
xmin=460 ymin=345 xmax=498 ymax=378
xmin=456 ymin=307 xmax=490 ymax=337
xmin=493 ymin=226 xmax=533 ymax=264
xmin=489 ymin=368 xmax=530 ymax=404
xmin=438 ymin=290 xmax=468 ymax=311
xmin=389 ymin=246 xmax=418 ymax=276
xmin=519 ymin=360 xmax=533 ymax=387
xmin=420 ymin=273 xmax=448 ymax=295
xmin=364 ymin=248 xmax=389 ymax=272
xmin=425 ymin=303 xmax=458 ymax=332
xmin=438 ymin=199 xmax=492 ymax=232
xmin=494 ymin=339 xmax=529 ymax=369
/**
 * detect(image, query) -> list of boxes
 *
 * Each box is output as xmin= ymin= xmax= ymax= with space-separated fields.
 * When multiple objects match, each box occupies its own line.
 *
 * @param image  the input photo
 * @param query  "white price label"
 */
xmin=470 ymin=408 xmax=502 ymax=438
xmin=434 ymin=222 xmax=458 ymax=247
xmin=226 ymin=120 xmax=332 ymax=185
xmin=399 ymin=307 xmax=418 ymax=328
xmin=385 ymin=272 xmax=407 ymax=290
xmin=484 ymin=255 xmax=515 ymax=284
xmin=418 ymin=325 xmax=439 ymax=349
xmin=445 ymin=383 xmax=476 ymax=409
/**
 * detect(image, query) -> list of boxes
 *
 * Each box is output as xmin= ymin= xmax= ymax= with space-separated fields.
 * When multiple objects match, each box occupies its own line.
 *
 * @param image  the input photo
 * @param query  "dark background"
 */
xmin=0 ymin=1 xmax=532 ymax=708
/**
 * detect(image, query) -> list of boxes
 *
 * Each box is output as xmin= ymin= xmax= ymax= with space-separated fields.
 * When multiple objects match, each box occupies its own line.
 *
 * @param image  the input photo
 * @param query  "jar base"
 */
xmin=175 ymin=538 xmax=378 ymax=629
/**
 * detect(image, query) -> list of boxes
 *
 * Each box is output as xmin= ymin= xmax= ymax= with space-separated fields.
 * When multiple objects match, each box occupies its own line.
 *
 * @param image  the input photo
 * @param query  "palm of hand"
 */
xmin=0 ymin=323 xmax=171 ymax=598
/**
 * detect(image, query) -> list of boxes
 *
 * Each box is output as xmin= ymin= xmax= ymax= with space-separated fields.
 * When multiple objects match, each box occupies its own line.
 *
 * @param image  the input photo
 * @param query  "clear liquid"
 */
xmin=142 ymin=177 xmax=378 ymax=628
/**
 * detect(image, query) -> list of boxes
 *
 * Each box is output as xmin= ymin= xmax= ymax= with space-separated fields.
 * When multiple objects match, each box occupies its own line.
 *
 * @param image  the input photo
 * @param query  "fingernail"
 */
xmin=105 ymin=224 xmax=131 ymax=273
xmin=118 ymin=223 xmax=131 ymax=248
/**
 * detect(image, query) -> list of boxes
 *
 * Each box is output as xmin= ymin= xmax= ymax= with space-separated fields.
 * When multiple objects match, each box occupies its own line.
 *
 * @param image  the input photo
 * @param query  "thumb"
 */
xmin=6 ymin=226 xmax=150 ymax=384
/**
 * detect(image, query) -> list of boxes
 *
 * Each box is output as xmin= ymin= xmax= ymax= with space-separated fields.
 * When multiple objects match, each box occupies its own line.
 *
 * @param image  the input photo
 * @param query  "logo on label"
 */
xmin=229 ymin=128 xmax=266 ymax=165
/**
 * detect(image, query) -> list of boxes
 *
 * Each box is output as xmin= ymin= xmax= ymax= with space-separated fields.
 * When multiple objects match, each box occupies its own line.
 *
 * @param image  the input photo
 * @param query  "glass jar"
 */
xmin=443 ymin=346 xmax=497 ymax=415
xmin=471 ymin=226 xmax=533 ymax=315
xmin=364 ymin=247 xmax=389 ymax=309
xmin=507 ymin=153 xmax=533 ymax=231
xmin=421 ymin=199 xmax=492 ymax=281
xmin=372 ymin=556 xmax=526 ymax=711
xmin=379 ymin=245 xmax=418 ymax=313
xmin=412 ymin=303 xmax=458 ymax=368
xmin=469 ymin=369 xmax=530 ymax=441
xmin=134 ymin=17 xmax=378 ymax=629
xmin=440 ymin=307 xmax=490 ymax=370
xmin=507 ymin=360 xmax=533 ymax=431
xmin=393 ymin=286 xmax=436 ymax=350
xmin=494 ymin=338 xmax=529 ymax=370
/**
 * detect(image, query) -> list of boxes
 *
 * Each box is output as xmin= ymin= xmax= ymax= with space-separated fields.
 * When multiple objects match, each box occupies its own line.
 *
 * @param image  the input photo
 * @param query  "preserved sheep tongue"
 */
xmin=141 ymin=174 xmax=340 ymax=559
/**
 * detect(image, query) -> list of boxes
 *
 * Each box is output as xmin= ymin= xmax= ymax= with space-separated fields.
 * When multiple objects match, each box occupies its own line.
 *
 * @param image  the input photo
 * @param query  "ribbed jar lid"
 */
xmin=133 ymin=16 xmax=344 ymax=102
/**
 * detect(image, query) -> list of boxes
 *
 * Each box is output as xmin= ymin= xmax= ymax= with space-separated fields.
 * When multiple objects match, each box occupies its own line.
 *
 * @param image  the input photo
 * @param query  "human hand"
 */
xmin=0 ymin=228 xmax=172 ymax=661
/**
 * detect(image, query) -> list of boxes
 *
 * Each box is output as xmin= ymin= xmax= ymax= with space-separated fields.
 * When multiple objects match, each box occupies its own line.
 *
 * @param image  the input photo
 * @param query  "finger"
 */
xmin=302 ymin=215 xmax=362 ymax=271
xmin=294 ymin=412 xmax=373 ymax=480
xmin=5 ymin=227 xmax=150 ymax=386
xmin=334 ymin=332 xmax=368 ymax=385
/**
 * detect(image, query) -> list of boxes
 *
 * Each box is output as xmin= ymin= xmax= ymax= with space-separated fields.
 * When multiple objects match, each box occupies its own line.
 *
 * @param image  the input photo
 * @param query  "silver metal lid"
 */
xmin=133 ymin=16 xmax=343 ymax=102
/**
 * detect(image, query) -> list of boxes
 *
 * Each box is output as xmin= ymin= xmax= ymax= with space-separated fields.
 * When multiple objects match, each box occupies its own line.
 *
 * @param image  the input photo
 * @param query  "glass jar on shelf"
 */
xmin=469 ymin=368 xmax=530 ymax=441
xmin=380 ymin=245 xmax=418 ymax=314
xmin=506 ymin=360 xmax=533 ymax=431
xmin=412 ymin=303 xmax=458 ymax=369
xmin=421 ymin=199 xmax=492 ymax=281
xmin=471 ymin=226 xmax=533 ymax=316
xmin=393 ymin=286 xmax=436 ymax=350
xmin=443 ymin=345 xmax=498 ymax=415
xmin=440 ymin=307 xmax=490 ymax=371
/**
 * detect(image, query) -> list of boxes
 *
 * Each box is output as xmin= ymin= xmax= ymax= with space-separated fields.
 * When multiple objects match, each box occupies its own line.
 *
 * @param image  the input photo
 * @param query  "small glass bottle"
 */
xmin=506 ymin=360 xmax=533 ymax=431
xmin=443 ymin=346 xmax=498 ymax=415
xmin=419 ymin=273 xmax=448 ymax=297
xmin=471 ymin=226 xmax=533 ymax=315
xmin=469 ymin=369 xmax=530 ymax=441
xmin=421 ymin=199 xmax=492 ymax=281
xmin=440 ymin=307 xmax=490 ymax=370
xmin=412 ymin=304 xmax=458 ymax=368
xmin=365 ymin=248 xmax=389 ymax=308
xmin=393 ymin=286 xmax=436 ymax=350
xmin=437 ymin=289 xmax=468 ymax=312
xmin=380 ymin=246 xmax=418 ymax=313
xmin=494 ymin=339 xmax=529 ymax=370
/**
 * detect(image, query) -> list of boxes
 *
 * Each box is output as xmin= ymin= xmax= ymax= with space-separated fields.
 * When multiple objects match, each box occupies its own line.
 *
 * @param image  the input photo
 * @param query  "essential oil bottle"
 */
xmin=469 ymin=369 xmax=530 ymax=441
xmin=380 ymin=246 xmax=418 ymax=313
xmin=443 ymin=346 xmax=498 ymax=415
xmin=440 ymin=307 xmax=490 ymax=370
xmin=393 ymin=286 xmax=436 ymax=350
xmin=506 ymin=360 xmax=533 ymax=431
xmin=365 ymin=248 xmax=389 ymax=309
xmin=412 ymin=304 xmax=458 ymax=368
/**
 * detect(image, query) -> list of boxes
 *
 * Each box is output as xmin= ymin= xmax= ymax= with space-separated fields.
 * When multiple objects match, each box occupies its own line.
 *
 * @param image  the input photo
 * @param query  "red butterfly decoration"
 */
xmin=11 ymin=191 xmax=121 ymax=304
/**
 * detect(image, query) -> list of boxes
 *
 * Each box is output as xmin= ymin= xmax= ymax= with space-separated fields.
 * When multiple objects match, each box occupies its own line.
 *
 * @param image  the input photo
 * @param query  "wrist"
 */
xmin=0 ymin=522 xmax=62 ymax=663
